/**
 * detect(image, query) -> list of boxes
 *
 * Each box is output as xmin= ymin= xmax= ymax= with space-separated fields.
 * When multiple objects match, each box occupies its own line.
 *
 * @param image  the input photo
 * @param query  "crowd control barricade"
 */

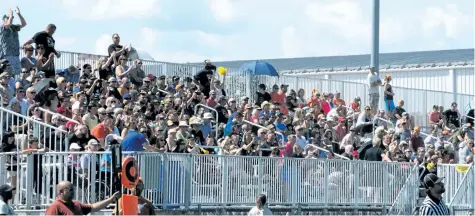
xmin=14 ymin=152 xmax=416 ymax=210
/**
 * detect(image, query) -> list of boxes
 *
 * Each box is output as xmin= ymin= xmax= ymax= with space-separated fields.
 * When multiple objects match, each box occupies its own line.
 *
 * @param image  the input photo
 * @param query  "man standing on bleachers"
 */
xmin=367 ymin=66 xmax=381 ymax=115
xmin=0 ymin=7 xmax=27 ymax=76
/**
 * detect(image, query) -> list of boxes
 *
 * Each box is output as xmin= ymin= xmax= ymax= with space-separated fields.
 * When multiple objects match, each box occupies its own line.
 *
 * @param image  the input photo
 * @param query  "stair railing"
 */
xmin=447 ymin=163 xmax=474 ymax=215
xmin=387 ymin=165 xmax=420 ymax=215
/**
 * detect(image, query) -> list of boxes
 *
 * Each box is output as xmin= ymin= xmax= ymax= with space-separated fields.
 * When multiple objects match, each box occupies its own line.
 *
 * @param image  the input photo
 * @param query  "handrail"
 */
xmin=387 ymin=165 xmax=419 ymax=215
xmin=193 ymin=104 xmax=219 ymax=140
xmin=419 ymin=132 xmax=453 ymax=148
xmin=373 ymin=116 xmax=395 ymax=130
xmin=28 ymin=106 xmax=80 ymax=125
xmin=447 ymin=164 xmax=473 ymax=210
xmin=242 ymin=120 xmax=350 ymax=160
xmin=156 ymin=88 xmax=170 ymax=95
xmin=242 ymin=120 xmax=285 ymax=147
xmin=312 ymin=142 xmax=351 ymax=160
xmin=0 ymin=106 xmax=67 ymax=133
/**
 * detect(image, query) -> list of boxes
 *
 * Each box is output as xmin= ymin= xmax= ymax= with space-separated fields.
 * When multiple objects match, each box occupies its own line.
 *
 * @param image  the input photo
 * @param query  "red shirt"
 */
xmin=45 ymin=199 xmax=92 ymax=215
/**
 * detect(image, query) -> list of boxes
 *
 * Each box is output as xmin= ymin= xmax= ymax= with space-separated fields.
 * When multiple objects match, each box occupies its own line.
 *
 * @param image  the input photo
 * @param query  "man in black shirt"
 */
xmin=107 ymin=33 xmax=130 ymax=63
xmin=194 ymin=60 xmax=215 ymax=98
xmin=255 ymin=84 xmax=271 ymax=107
xmin=443 ymin=102 xmax=460 ymax=128
xmin=23 ymin=24 xmax=59 ymax=78
xmin=465 ymin=108 xmax=474 ymax=127
xmin=389 ymin=100 xmax=405 ymax=124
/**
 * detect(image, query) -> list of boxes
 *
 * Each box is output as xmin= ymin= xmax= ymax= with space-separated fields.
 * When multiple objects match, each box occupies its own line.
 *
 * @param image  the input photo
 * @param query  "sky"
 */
xmin=2 ymin=0 xmax=474 ymax=63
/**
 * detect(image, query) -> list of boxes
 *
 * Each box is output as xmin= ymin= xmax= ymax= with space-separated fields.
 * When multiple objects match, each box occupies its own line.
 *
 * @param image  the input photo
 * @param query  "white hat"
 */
xmin=203 ymin=112 xmax=214 ymax=119
xmin=69 ymin=143 xmax=81 ymax=150
xmin=190 ymin=118 xmax=202 ymax=125
xmin=88 ymin=139 xmax=100 ymax=146
xmin=108 ymin=77 xmax=117 ymax=82
xmin=179 ymin=121 xmax=189 ymax=127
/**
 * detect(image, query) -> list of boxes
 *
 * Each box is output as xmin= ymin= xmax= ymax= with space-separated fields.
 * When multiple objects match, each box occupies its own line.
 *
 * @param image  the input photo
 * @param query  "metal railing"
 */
xmin=194 ymin=104 xmax=219 ymax=140
xmin=386 ymin=165 xmax=420 ymax=215
xmin=242 ymin=120 xmax=285 ymax=147
xmin=373 ymin=116 xmax=395 ymax=131
xmin=27 ymin=106 xmax=80 ymax=127
xmin=7 ymin=151 xmax=416 ymax=210
xmin=447 ymin=163 xmax=474 ymax=215
xmin=437 ymin=164 xmax=474 ymax=205
xmin=0 ymin=106 xmax=69 ymax=151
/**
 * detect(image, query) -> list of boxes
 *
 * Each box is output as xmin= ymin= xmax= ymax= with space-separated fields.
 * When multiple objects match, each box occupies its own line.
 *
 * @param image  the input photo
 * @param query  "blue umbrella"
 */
xmin=239 ymin=61 xmax=279 ymax=77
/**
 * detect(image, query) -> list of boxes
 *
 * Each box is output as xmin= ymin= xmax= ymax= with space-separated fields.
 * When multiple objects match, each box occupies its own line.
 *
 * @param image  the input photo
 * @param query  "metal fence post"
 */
xmin=323 ymin=160 xmax=329 ymax=209
xmin=184 ymin=154 xmax=192 ymax=209
xmin=89 ymin=153 xmax=97 ymax=203
xmin=291 ymin=159 xmax=297 ymax=206
xmin=221 ymin=155 xmax=229 ymax=205
xmin=25 ymin=154 xmax=34 ymax=209
xmin=353 ymin=162 xmax=360 ymax=207
xmin=382 ymin=163 xmax=389 ymax=213
xmin=162 ymin=154 xmax=169 ymax=209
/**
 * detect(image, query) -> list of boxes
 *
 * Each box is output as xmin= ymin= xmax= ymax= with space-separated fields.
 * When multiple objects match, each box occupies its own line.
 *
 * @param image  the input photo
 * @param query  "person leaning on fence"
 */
xmin=247 ymin=194 xmax=272 ymax=216
xmin=418 ymin=173 xmax=449 ymax=216
xmin=45 ymin=181 xmax=121 ymax=215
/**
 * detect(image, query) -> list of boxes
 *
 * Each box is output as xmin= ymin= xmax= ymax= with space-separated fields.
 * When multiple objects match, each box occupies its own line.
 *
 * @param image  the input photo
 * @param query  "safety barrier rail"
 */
xmin=0 ymin=106 xmax=69 ymax=151
xmin=386 ymin=165 xmax=420 ymax=215
xmin=27 ymin=106 xmax=80 ymax=127
xmin=447 ymin=163 xmax=474 ymax=215
xmin=2 ymin=151 xmax=416 ymax=210
xmin=437 ymin=163 xmax=474 ymax=205
xmin=373 ymin=117 xmax=395 ymax=131
xmin=194 ymin=104 xmax=219 ymax=139
xmin=242 ymin=120 xmax=285 ymax=147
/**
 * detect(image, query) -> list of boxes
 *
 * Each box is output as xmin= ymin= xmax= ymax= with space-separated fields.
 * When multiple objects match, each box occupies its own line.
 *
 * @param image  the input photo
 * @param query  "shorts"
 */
xmin=3 ymin=56 xmax=21 ymax=76
xmin=369 ymin=93 xmax=379 ymax=109
xmin=385 ymin=99 xmax=395 ymax=111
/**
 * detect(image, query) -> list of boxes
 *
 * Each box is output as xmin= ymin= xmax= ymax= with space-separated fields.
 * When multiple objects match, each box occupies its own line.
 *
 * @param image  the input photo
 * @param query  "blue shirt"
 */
xmin=200 ymin=123 xmax=212 ymax=138
xmin=100 ymin=151 xmax=112 ymax=172
xmin=122 ymin=130 xmax=147 ymax=152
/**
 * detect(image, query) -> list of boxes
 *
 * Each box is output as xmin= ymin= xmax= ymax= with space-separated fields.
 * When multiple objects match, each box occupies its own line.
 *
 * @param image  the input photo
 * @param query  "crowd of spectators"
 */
xmin=0 ymin=7 xmax=474 ymax=208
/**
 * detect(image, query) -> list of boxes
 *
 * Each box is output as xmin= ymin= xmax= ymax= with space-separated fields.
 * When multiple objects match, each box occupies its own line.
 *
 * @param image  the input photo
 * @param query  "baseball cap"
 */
xmin=0 ymin=184 xmax=15 ymax=194
xmin=423 ymin=173 xmax=444 ymax=189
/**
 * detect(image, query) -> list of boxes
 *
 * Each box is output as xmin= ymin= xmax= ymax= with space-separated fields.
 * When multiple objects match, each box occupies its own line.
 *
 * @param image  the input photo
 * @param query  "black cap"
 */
xmin=258 ymin=84 xmax=266 ymax=90
xmin=423 ymin=173 xmax=444 ymax=189
xmin=0 ymin=184 xmax=15 ymax=194
xmin=159 ymin=75 xmax=166 ymax=80
xmin=280 ymin=84 xmax=289 ymax=88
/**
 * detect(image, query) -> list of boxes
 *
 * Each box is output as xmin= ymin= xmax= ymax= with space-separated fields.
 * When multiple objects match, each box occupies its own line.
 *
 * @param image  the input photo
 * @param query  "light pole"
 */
xmin=371 ymin=0 xmax=380 ymax=72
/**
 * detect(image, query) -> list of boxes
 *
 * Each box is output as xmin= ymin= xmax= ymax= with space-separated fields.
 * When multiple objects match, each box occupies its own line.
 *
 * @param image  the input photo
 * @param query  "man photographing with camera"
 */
xmin=194 ymin=59 xmax=216 ymax=98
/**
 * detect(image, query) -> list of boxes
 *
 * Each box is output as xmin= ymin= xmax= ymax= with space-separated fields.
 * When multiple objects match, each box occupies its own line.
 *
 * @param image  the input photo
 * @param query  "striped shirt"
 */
xmin=419 ymin=195 xmax=450 ymax=216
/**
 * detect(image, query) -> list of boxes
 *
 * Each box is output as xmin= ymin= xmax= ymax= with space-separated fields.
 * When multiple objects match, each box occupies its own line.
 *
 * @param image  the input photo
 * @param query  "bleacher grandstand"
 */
xmin=0 ymin=11 xmax=473 ymax=215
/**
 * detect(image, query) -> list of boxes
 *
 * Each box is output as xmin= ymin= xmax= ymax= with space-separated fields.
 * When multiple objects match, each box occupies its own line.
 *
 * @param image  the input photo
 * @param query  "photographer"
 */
xmin=194 ymin=60 xmax=216 ymax=98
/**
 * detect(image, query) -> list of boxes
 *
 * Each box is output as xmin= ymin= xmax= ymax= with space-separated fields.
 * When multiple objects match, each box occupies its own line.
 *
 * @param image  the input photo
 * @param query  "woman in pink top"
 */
xmin=429 ymin=105 xmax=442 ymax=128
xmin=320 ymin=93 xmax=331 ymax=115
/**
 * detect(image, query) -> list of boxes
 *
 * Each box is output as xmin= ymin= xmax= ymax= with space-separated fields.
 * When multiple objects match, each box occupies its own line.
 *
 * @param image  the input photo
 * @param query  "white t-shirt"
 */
xmin=0 ymin=200 xmax=15 ymax=215
xmin=367 ymin=73 xmax=380 ymax=94
xmin=247 ymin=206 xmax=273 ymax=216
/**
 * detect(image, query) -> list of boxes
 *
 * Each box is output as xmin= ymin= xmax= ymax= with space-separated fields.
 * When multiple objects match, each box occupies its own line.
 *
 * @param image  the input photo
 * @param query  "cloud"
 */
xmin=59 ymin=0 xmax=161 ymax=20
xmin=207 ymin=0 xmax=234 ymax=22
xmin=422 ymin=4 xmax=473 ymax=39
xmin=138 ymin=27 xmax=160 ymax=48
xmin=94 ymin=34 xmax=111 ymax=55
xmin=280 ymin=27 xmax=300 ymax=58
xmin=54 ymin=36 xmax=77 ymax=51
xmin=305 ymin=0 xmax=371 ymax=41
xmin=152 ymin=51 xmax=224 ymax=63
